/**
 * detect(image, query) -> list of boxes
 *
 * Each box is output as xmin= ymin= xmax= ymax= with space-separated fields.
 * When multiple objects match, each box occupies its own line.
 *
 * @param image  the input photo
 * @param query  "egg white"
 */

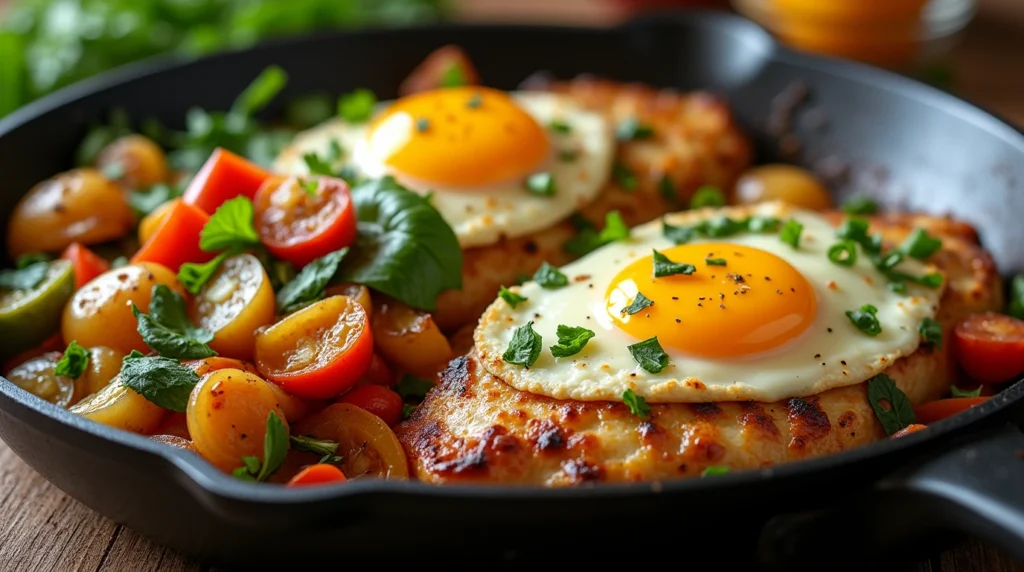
xmin=474 ymin=202 xmax=945 ymax=403
xmin=273 ymin=91 xmax=614 ymax=249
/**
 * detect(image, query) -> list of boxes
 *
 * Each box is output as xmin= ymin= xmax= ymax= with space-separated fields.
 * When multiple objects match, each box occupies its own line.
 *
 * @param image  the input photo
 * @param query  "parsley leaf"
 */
xmin=526 ymin=172 xmax=556 ymax=196
xmin=0 ymin=261 xmax=49 ymax=291
xmin=178 ymin=251 xmax=231 ymax=295
xmin=502 ymin=322 xmax=542 ymax=367
xmin=199 ymin=197 xmax=261 ymax=253
xmin=549 ymin=325 xmax=595 ymax=358
xmin=616 ymin=117 xmax=654 ymax=141
xmin=690 ymin=186 xmax=725 ymax=209
xmin=841 ymin=196 xmax=879 ymax=215
xmin=705 ymin=257 xmax=727 ymax=266
xmin=623 ymin=292 xmax=654 ymax=315
xmin=622 ymin=388 xmax=650 ymax=418
xmin=701 ymin=466 xmax=730 ymax=477
xmin=846 ymin=304 xmax=882 ymax=336
xmin=132 ymin=285 xmax=216 ymax=359
xmin=628 ymin=336 xmax=669 ymax=373
xmin=290 ymin=435 xmax=343 ymax=465
xmin=533 ymin=262 xmax=569 ymax=289
xmin=339 ymin=177 xmax=463 ymax=311
xmin=1010 ymin=275 xmax=1024 ymax=320
xmin=867 ymin=373 xmax=915 ymax=436
xmin=498 ymin=286 xmax=528 ymax=308
xmin=919 ymin=317 xmax=942 ymax=349
xmin=276 ymin=248 xmax=348 ymax=314
xmin=233 ymin=411 xmax=288 ymax=482
xmin=396 ymin=374 xmax=434 ymax=401
xmin=338 ymin=89 xmax=377 ymax=123
xmin=901 ymin=228 xmax=942 ymax=260
xmin=613 ymin=162 xmax=637 ymax=191
xmin=951 ymin=385 xmax=983 ymax=398
xmin=780 ymin=219 xmax=804 ymax=249
xmin=827 ymin=241 xmax=858 ymax=267
xmin=652 ymin=249 xmax=696 ymax=278
xmin=119 ymin=351 xmax=201 ymax=412
xmin=54 ymin=341 xmax=89 ymax=380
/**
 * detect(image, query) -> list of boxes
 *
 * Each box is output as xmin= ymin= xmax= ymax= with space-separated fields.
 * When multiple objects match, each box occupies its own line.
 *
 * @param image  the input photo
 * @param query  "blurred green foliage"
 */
xmin=0 ymin=0 xmax=448 ymax=117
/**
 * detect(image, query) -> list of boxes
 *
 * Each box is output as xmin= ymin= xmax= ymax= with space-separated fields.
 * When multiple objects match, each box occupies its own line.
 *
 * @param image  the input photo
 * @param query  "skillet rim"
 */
xmin=1 ymin=11 xmax=1023 ymax=504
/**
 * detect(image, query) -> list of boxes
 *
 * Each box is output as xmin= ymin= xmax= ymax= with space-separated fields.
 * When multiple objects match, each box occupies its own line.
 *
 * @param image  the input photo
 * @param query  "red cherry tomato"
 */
xmin=339 ymin=385 xmax=403 ymax=427
xmin=253 ymin=175 xmax=357 ymax=269
xmin=60 ymin=243 xmax=110 ymax=288
xmin=286 ymin=463 xmax=347 ymax=487
xmin=913 ymin=397 xmax=989 ymax=424
xmin=254 ymin=296 xmax=373 ymax=399
xmin=954 ymin=312 xmax=1024 ymax=383
xmin=181 ymin=148 xmax=271 ymax=214
xmin=363 ymin=354 xmax=394 ymax=387
xmin=891 ymin=423 xmax=927 ymax=438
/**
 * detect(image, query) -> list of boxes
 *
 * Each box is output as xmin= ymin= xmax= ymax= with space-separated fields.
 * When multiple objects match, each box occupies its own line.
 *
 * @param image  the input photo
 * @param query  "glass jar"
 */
xmin=733 ymin=0 xmax=977 ymax=71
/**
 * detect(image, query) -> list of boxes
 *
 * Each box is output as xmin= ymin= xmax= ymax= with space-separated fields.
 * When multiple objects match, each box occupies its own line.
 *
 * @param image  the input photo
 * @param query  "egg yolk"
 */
xmin=367 ymin=86 xmax=550 ymax=189
xmin=606 ymin=243 xmax=817 ymax=359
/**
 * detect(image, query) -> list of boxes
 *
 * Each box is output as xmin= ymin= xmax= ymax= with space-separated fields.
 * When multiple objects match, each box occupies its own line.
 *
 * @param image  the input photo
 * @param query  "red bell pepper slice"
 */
xmin=131 ymin=200 xmax=213 ymax=271
xmin=60 ymin=242 xmax=111 ymax=288
xmin=182 ymin=147 xmax=272 ymax=214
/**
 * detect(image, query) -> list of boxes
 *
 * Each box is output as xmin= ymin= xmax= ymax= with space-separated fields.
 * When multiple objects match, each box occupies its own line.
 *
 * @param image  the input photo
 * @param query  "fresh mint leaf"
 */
xmin=867 ymin=373 xmax=915 ymax=436
xmin=178 ymin=252 xmax=231 ymax=295
xmin=54 ymin=341 xmax=89 ymax=380
xmin=502 ymin=322 xmax=542 ymax=367
xmin=199 ymin=196 xmax=261 ymax=252
xmin=622 ymin=388 xmax=650 ymax=418
xmin=276 ymin=248 xmax=348 ymax=314
xmin=233 ymin=411 xmax=288 ymax=482
xmin=628 ymin=336 xmax=668 ymax=373
xmin=549 ymin=325 xmax=595 ymax=358
xmin=119 ymin=351 xmax=201 ymax=413
xmin=498 ymin=286 xmax=528 ymax=308
xmin=132 ymin=285 xmax=216 ymax=359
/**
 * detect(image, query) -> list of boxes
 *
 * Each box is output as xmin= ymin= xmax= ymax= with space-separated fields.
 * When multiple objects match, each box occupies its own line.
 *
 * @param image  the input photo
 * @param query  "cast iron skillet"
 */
xmin=1 ymin=10 xmax=1024 ymax=570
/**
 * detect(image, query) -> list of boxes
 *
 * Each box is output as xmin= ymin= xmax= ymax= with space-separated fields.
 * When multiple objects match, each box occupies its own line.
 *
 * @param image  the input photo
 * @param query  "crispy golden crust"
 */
xmin=433 ymin=78 xmax=752 ymax=332
xmin=395 ymin=214 xmax=1004 ymax=485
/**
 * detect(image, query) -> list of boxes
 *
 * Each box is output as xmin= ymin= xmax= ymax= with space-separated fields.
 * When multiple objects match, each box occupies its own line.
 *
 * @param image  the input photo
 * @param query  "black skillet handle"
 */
xmin=884 ymin=422 xmax=1024 ymax=561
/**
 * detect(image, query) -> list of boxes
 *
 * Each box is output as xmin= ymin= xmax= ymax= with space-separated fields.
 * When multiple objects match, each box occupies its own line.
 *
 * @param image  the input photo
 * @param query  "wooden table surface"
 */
xmin=3 ymin=1 xmax=1024 ymax=571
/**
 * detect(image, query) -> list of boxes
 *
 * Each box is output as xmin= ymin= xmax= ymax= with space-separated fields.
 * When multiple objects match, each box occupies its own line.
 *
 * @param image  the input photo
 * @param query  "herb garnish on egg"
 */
xmin=503 ymin=322 xmax=543 ymax=367
xmin=690 ymin=186 xmax=726 ymax=209
xmin=652 ymin=249 xmax=696 ymax=278
xmin=499 ymin=286 xmax=528 ymax=308
xmin=627 ymin=336 xmax=669 ymax=373
xmin=827 ymin=241 xmax=857 ymax=266
xmin=919 ymin=317 xmax=942 ymax=348
xmin=533 ymin=262 xmax=569 ymax=289
xmin=705 ymin=257 xmax=727 ymax=266
xmin=526 ymin=172 xmax=556 ymax=196
xmin=550 ymin=325 xmax=595 ymax=358
xmin=622 ymin=388 xmax=651 ymax=418
xmin=866 ymin=374 xmax=915 ymax=435
xmin=846 ymin=304 xmax=882 ymax=336
xmin=780 ymin=219 xmax=804 ymax=249
xmin=623 ymin=292 xmax=655 ymax=315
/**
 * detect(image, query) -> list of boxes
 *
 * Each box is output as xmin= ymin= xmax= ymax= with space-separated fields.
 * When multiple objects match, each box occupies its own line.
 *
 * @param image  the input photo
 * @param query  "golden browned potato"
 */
xmin=5 ymin=352 xmax=76 ymax=407
xmin=292 ymin=403 xmax=409 ymax=480
xmin=7 ymin=168 xmax=135 ymax=258
xmin=734 ymin=164 xmax=832 ymax=211
xmin=186 ymin=368 xmax=289 ymax=474
xmin=70 ymin=379 xmax=167 ymax=434
xmin=62 ymin=262 xmax=185 ymax=355
xmin=371 ymin=297 xmax=452 ymax=377
xmin=189 ymin=254 xmax=275 ymax=361
xmin=149 ymin=434 xmax=196 ymax=452
xmin=96 ymin=135 xmax=169 ymax=189
xmin=76 ymin=346 xmax=126 ymax=397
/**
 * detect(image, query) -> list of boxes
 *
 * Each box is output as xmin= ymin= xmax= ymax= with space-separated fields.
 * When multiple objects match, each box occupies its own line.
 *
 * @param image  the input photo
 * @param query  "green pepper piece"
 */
xmin=0 ymin=260 xmax=74 ymax=360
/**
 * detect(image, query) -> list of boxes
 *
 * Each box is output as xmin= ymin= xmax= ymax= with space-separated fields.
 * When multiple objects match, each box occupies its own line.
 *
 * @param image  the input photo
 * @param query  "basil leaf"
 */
xmin=199 ymin=197 xmax=261 ymax=253
xmin=841 ymin=196 xmax=879 ymax=215
xmin=652 ymin=249 xmax=696 ymax=278
xmin=662 ymin=220 xmax=695 ymax=245
xmin=901 ymin=228 xmax=942 ymax=260
xmin=616 ymin=117 xmax=654 ymax=141
xmin=533 ymin=262 xmax=569 ymax=289
xmin=701 ymin=466 xmax=730 ymax=477
xmin=290 ymin=435 xmax=343 ymax=465
xmin=780 ymin=219 xmax=804 ymax=249
xmin=1010 ymin=275 xmax=1024 ymax=320
xmin=179 ymin=251 xmax=231 ymax=295
xmin=502 ymin=322 xmax=542 ymax=367
xmin=338 ymin=89 xmax=377 ymax=123
xmin=845 ymin=304 xmax=882 ymax=336
xmin=396 ymin=374 xmax=434 ymax=401
xmin=54 ymin=341 xmax=89 ymax=380
xmin=340 ymin=177 xmax=462 ymax=311
xmin=827 ymin=241 xmax=858 ymax=267
xmin=866 ymin=373 xmax=915 ymax=436
xmin=549 ymin=325 xmax=595 ymax=358
xmin=623 ymin=292 xmax=654 ymax=315
xmin=951 ymin=384 xmax=983 ymax=398
xmin=498 ymin=286 xmax=528 ymax=308
xmin=230 ymin=66 xmax=287 ymax=118
xmin=526 ymin=172 xmax=556 ymax=196
xmin=628 ymin=336 xmax=668 ymax=373
xmin=276 ymin=248 xmax=348 ymax=314
xmin=0 ymin=261 xmax=48 ymax=291
xmin=258 ymin=411 xmax=288 ymax=481
xmin=119 ymin=352 xmax=201 ymax=412
xmin=919 ymin=317 xmax=942 ymax=349
xmin=622 ymin=388 xmax=651 ymax=418
xmin=690 ymin=186 xmax=725 ymax=209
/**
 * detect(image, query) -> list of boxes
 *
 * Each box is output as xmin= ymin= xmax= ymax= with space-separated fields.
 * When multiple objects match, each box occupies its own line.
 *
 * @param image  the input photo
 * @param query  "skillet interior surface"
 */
xmin=1 ymin=11 xmax=1024 ymax=568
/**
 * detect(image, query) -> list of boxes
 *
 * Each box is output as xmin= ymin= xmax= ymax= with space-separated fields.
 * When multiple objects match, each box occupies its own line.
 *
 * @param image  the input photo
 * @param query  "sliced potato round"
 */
xmin=70 ymin=378 xmax=167 ymax=434
xmin=190 ymin=254 xmax=275 ymax=361
xmin=371 ymin=297 xmax=452 ymax=377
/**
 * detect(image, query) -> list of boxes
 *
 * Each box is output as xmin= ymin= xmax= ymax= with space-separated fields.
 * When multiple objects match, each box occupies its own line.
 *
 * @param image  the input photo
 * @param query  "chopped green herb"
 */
xmin=276 ymin=248 xmax=348 ymax=314
xmin=178 ymin=252 xmax=231 ymax=295
xmin=15 ymin=253 xmax=50 ymax=269
xmin=290 ymin=435 xmax=343 ymax=465
xmin=1010 ymin=275 xmax=1024 ymax=320
xmin=558 ymin=149 xmax=579 ymax=162
xmin=549 ymin=325 xmax=595 ymax=358
xmin=119 ymin=350 xmax=201 ymax=413
xmin=129 ymin=183 xmax=181 ymax=217
xmin=616 ymin=117 xmax=654 ymax=141
xmin=199 ymin=197 xmax=261 ymax=253
xmin=846 ymin=304 xmax=882 ymax=336
xmin=498 ymin=286 xmax=528 ymax=308
xmin=441 ymin=64 xmax=468 ymax=88
xmin=301 ymin=179 xmax=319 ymax=197
xmin=563 ymin=210 xmax=629 ymax=256
xmin=467 ymin=93 xmax=482 ymax=109
xmin=132 ymin=285 xmax=216 ymax=359
xmin=303 ymin=152 xmax=335 ymax=177
xmin=747 ymin=216 xmax=782 ymax=233
xmin=696 ymin=216 xmax=747 ymax=238
xmin=780 ymin=219 xmax=804 ymax=249
xmin=338 ymin=89 xmax=377 ymax=123
xmin=623 ymin=292 xmax=654 ymax=315
xmin=841 ymin=196 xmax=879 ymax=215
xmin=502 ymin=322 xmax=543 ymax=367
xmin=658 ymin=175 xmax=677 ymax=204
xmin=652 ymin=249 xmax=696 ymax=278
xmin=231 ymin=66 xmax=287 ymax=118
xmin=627 ymin=336 xmax=669 ymax=373
xmin=54 ymin=341 xmax=89 ymax=380
xmin=701 ymin=466 xmax=730 ymax=477
xmin=232 ymin=411 xmax=288 ymax=482
xmin=705 ymin=257 xmax=727 ymax=266
xmin=951 ymin=385 xmax=983 ymax=398
xmin=396 ymin=375 xmax=434 ymax=401
xmin=662 ymin=220 xmax=695 ymax=245
xmin=866 ymin=373 xmax=915 ymax=436
xmin=622 ymin=388 xmax=650 ymax=418
xmin=526 ymin=172 xmax=556 ymax=196
xmin=827 ymin=241 xmax=858 ymax=267
xmin=901 ymin=228 xmax=942 ymax=260
xmin=533 ymin=262 xmax=569 ymax=289
xmin=613 ymin=162 xmax=637 ymax=191
xmin=416 ymin=117 xmax=431 ymax=133
xmin=919 ymin=317 xmax=942 ymax=349
xmin=549 ymin=119 xmax=572 ymax=133
xmin=402 ymin=403 xmax=417 ymax=420
xmin=690 ymin=186 xmax=725 ymax=209
xmin=836 ymin=217 xmax=881 ymax=255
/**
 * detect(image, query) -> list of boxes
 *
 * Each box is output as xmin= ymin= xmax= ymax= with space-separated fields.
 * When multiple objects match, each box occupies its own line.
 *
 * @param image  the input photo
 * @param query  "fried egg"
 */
xmin=474 ymin=202 xmax=945 ymax=403
xmin=274 ymin=86 xmax=614 ymax=248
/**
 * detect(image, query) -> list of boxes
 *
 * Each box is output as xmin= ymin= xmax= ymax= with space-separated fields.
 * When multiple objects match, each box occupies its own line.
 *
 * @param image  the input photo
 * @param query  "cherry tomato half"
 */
xmin=286 ymin=463 xmax=347 ymax=487
xmin=292 ymin=403 xmax=409 ymax=480
xmin=253 ymin=175 xmax=357 ymax=269
xmin=892 ymin=424 xmax=927 ymax=438
xmin=362 ymin=353 xmax=394 ymax=387
xmin=913 ymin=397 xmax=989 ymax=424
xmin=339 ymin=385 xmax=403 ymax=426
xmin=254 ymin=296 xmax=373 ymax=399
xmin=954 ymin=312 xmax=1024 ymax=384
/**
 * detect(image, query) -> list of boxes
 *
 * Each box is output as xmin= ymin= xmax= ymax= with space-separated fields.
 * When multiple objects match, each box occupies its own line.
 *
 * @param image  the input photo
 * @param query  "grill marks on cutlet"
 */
xmin=441 ymin=355 xmax=472 ymax=395
xmin=739 ymin=402 xmax=780 ymax=438
xmin=786 ymin=397 xmax=831 ymax=450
